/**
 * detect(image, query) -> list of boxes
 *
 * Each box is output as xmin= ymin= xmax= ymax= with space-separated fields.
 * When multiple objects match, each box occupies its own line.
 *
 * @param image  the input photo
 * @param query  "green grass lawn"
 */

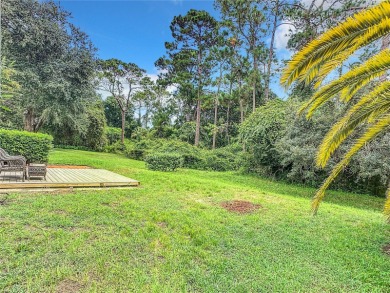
xmin=1 ymin=149 xmax=389 ymax=292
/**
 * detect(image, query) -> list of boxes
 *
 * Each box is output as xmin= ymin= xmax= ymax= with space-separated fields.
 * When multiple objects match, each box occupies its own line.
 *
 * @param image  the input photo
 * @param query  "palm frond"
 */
xmin=299 ymin=49 xmax=390 ymax=118
xmin=316 ymin=82 xmax=390 ymax=167
xmin=384 ymin=189 xmax=390 ymax=222
xmin=383 ymin=187 xmax=390 ymax=223
xmin=281 ymin=1 xmax=390 ymax=88
xmin=312 ymin=114 xmax=390 ymax=214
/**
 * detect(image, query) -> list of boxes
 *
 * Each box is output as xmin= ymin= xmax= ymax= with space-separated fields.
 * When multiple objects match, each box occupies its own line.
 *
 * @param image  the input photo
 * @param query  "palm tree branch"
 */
xmin=312 ymin=114 xmax=390 ymax=214
xmin=384 ymin=189 xmax=390 ymax=222
xmin=281 ymin=1 xmax=390 ymax=88
xmin=317 ymin=84 xmax=390 ymax=167
xmin=299 ymin=49 xmax=390 ymax=117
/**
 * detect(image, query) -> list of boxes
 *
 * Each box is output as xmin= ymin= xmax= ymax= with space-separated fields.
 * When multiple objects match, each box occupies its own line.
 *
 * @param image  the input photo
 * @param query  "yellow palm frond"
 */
xmin=281 ymin=1 xmax=390 ymax=88
xmin=299 ymin=49 xmax=390 ymax=118
xmin=384 ymin=189 xmax=390 ymax=222
xmin=316 ymin=82 xmax=390 ymax=167
xmin=312 ymin=114 xmax=390 ymax=214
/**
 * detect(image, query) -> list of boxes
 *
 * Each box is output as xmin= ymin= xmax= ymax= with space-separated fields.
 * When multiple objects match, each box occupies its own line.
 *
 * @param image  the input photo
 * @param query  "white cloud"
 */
xmin=274 ymin=22 xmax=294 ymax=50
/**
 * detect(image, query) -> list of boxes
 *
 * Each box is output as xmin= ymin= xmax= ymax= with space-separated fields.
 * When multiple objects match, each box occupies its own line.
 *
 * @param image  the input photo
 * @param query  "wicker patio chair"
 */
xmin=0 ymin=148 xmax=27 ymax=181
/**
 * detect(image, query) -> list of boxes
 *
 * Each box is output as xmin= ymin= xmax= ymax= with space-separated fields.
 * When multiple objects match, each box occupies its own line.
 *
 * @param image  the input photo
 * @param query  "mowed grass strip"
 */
xmin=0 ymin=149 xmax=389 ymax=292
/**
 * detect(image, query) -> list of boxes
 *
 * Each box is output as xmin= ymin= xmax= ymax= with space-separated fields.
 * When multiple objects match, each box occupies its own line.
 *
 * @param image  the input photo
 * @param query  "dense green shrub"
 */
xmin=125 ymin=139 xmax=159 ymax=160
xmin=52 ymin=101 xmax=107 ymax=151
xmin=153 ymin=140 xmax=205 ymax=169
xmin=131 ymin=127 xmax=150 ymax=141
xmin=205 ymin=155 xmax=229 ymax=171
xmin=239 ymin=99 xmax=287 ymax=174
xmin=206 ymin=148 xmax=240 ymax=171
xmin=104 ymin=139 xmax=134 ymax=154
xmin=105 ymin=127 xmax=122 ymax=145
xmin=0 ymin=129 xmax=53 ymax=162
xmin=84 ymin=103 xmax=107 ymax=151
xmin=145 ymin=152 xmax=183 ymax=171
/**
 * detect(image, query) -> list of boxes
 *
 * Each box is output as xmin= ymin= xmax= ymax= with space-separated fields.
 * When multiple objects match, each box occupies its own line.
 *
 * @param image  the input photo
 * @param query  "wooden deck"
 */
xmin=0 ymin=168 xmax=139 ymax=190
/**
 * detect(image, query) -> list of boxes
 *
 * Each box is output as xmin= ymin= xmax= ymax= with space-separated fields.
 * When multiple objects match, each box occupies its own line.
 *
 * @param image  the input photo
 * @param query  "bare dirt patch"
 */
xmin=48 ymin=165 xmax=91 ymax=169
xmin=157 ymin=221 xmax=168 ymax=228
xmin=101 ymin=202 xmax=119 ymax=208
xmin=383 ymin=243 xmax=390 ymax=256
xmin=56 ymin=279 xmax=83 ymax=293
xmin=53 ymin=209 xmax=68 ymax=216
xmin=221 ymin=200 xmax=261 ymax=214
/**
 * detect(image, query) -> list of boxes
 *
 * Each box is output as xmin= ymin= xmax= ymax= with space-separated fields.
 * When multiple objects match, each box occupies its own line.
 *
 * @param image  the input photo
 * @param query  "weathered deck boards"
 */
xmin=0 ymin=168 xmax=139 ymax=189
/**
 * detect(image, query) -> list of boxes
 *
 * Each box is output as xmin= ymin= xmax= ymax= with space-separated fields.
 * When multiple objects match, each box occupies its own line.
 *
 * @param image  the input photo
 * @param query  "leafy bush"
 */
xmin=104 ymin=136 xmax=240 ymax=172
xmin=206 ymin=148 xmax=240 ymax=171
xmin=104 ymin=140 xmax=130 ymax=154
xmin=153 ymin=140 xmax=205 ymax=169
xmin=145 ymin=152 xmax=183 ymax=171
xmin=0 ymin=129 xmax=53 ymax=163
xmin=51 ymin=101 xmax=107 ymax=151
xmin=84 ymin=104 xmax=107 ymax=151
xmin=131 ymin=127 xmax=150 ymax=141
xmin=105 ymin=127 xmax=122 ymax=145
xmin=125 ymin=139 xmax=159 ymax=160
xmin=239 ymin=99 xmax=287 ymax=173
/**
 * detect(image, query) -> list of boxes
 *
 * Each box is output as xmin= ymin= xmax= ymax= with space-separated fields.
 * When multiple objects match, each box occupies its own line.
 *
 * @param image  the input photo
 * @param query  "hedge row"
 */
xmin=0 ymin=129 xmax=53 ymax=163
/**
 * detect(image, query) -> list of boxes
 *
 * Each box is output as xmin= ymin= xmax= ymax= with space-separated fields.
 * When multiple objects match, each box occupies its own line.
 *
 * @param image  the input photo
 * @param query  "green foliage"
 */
xmin=3 ymin=0 xmax=97 ymax=133
xmin=131 ymin=127 xmax=151 ymax=141
xmin=1 ymin=58 xmax=20 ymax=104
xmin=275 ymin=100 xmax=336 ymax=186
xmin=239 ymin=99 xmax=287 ymax=172
xmin=84 ymin=103 xmax=108 ymax=151
xmin=145 ymin=152 xmax=183 ymax=171
xmin=104 ymin=136 xmax=240 ymax=172
xmin=51 ymin=101 xmax=107 ymax=151
xmin=104 ymin=140 xmax=132 ymax=154
xmin=97 ymin=59 xmax=146 ymax=143
xmin=203 ymin=145 xmax=241 ymax=171
xmin=105 ymin=127 xmax=122 ymax=145
xmin=152 ymin=139 xmax=205 ymax=169
xmin=125 ymin=142 xmax=148 ymax=160
xmin=0 ymin=129 xmax=53 ymax=163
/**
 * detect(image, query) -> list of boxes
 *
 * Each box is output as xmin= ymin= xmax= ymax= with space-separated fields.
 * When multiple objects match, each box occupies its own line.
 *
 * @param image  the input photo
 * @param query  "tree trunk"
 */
xmin=239 ymin=79 xmax=244 ymax=124
xmin=23 ymin=108 xmax=43 ymax=132
xmin=195 ymin=49 xmax=202 ymax=147
xmin=195 ymin=99 xmax=201 ymax=146
xmin=212 ymin=66 xmax=223 ymax=150
xmin=226 ymin=101 xmax=230 ymax=144
xmin=144 ymin=106 xmax=149 ymax=129
xmin=239 ymin=98 xmax=244 ymax=124
xmin=121 ymin=110 xmax=126 ymax=144
xmin=226 ymin=80 xmax=233 ymax=144
xmin=212 ymin=97 xmax=218 ymax=150
xmin=24 ymin=108 xmax=35 ymax=132
xmin=138 ymin=102 xmax=142 ymax=126
xmin=252 ymin=54 xmax=257 ymax=112
xmin=265 ymin=0 xmax=279 ymax=101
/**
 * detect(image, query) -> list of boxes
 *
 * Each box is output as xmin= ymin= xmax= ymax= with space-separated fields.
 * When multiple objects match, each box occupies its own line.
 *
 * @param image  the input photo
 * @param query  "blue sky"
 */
xmin=59 ymin=0 xmax=289 ymax=98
